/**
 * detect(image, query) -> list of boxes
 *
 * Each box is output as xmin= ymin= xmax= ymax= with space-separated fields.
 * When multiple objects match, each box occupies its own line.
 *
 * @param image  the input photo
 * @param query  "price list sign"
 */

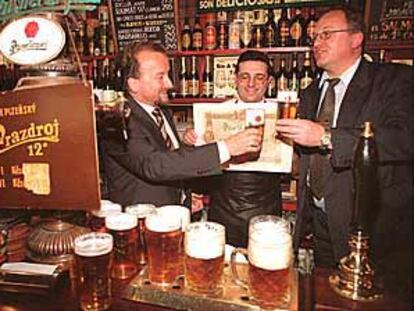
xmin=0 ymin=82 xmax=100 ymax=211
xmin=110 ymin=0 xmax=178 ymax=51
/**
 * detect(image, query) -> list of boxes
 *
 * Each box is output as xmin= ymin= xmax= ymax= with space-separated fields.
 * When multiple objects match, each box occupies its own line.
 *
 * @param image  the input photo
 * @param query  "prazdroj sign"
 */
xmin=0 ymin=0 xmax=101 ymax=22
xmin=0 ymin=16 xmax=66 ymax=65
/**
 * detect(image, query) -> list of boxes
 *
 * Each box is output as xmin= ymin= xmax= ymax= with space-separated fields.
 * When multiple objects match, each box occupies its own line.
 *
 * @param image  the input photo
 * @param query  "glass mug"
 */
xmin=184 ymin=222 xmax=225 ymax=295
xmin=74 ymin=232 xmax=113 ymax=311
xmin=89 ymin=200 xmax=122 ymax=233
xmin=105 ymin=213 xmax=138 ymax=280
xmin=231 ymin=215 xmax=293 ymax=310
xmin=145 ymin=211 xmax=183 ymax=286
xmin=125 ymin=203 xmax=156 ymax=265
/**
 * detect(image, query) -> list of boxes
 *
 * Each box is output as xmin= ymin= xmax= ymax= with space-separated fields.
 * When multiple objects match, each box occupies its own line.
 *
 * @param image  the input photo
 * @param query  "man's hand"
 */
xmin=183 ymin=128 xmax=197 ymax=146
xmin=276 ymin=119 xmax=325 ymax=147
xmin=225 ymin=128 xmax=263 ymax=156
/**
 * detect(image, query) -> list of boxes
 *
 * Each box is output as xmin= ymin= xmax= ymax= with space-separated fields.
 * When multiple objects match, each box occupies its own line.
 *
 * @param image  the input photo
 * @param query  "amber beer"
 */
xmin=74 ymin=232 xmax=113 ymax=311
xmin=231 ymin=215 xmax=292 ymax=309
xmin=184 ymin=222 xmax=225 ymax=294
xmin=125 ymin=204 xmax=156 ymax=264
xmin=89 ymin=200 xmax=122 ymax=232
xmin=105 ymin=213 xmax=138 ymax=280
xmin=145 ymin=212 xmax=183 ymax=285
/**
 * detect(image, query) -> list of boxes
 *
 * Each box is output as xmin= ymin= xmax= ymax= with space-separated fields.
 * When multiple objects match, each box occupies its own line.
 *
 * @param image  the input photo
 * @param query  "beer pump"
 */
xmin=329 ymin=122 xmax=383 ymax=301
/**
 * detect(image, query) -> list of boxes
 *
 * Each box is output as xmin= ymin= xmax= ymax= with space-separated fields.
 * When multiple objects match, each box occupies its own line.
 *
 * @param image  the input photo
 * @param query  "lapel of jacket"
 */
xmin=336 ymin=60 xmax=371 ymax=128
xmin=126 ymin=95 xmax=167 ymax=147
xmin=304 ymin=81 xmax=321 ymax=120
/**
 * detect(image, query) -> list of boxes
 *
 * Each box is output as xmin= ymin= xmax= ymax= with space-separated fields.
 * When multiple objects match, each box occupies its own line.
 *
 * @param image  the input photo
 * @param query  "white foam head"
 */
xmin=74 ymin=232 xmax=113 ymax=257
xmin=145 ymin=211 xmax=182 ymax=233
xmin=105 ymin=213 xmax=137 ymax=231
xmin=185 ymin=222 xmax=225 ymax=260
xmin=157 ymin=205 xmax=190 ymax=232
xmin=92 ymin=200 xmax=122 ymax=218
xmin=125 ymin=203 xmax=156 ymax=219
xmin=248 ymin=220 xmax=292 ymax=270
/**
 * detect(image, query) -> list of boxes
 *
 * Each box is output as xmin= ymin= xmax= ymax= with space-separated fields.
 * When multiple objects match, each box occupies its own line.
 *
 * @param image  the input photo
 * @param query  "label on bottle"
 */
xmin=290 ymin=22 xmax=302 ymax=42
xmin=202 ymin=81 xmax=213 ymax=97
xmin=182 ymin=33 xmax=191 ymax=50
xmin=180 ymin=78 xmax=188 ymax=97
xmin=229 ymin=22 xmax=240 ymax=49
xmin=280 ymin=22 xmax=289 ymax=46
xmin=205 ymin=25 xmax=217 ymax=50
xmin=193 ymin=32 xmax=202 ymax=49
xmin=192 ymin=80 xmax=199 ymax=97
xmin=278 ymin=76 xmax=288 ymax=91
xmin=265 ymin=27 xmax=275 ymax=47
xmin=300 ymin=75 xmax=313 ymax=90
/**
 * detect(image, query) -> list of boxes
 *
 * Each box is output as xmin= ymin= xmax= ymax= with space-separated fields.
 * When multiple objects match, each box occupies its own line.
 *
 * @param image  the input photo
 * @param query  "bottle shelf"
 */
xmin=80 ymin=54 xmax=117 ymax=62
xmin=168 ymin=97 xmax=227 ymax=106
xmin=172 ymin=46 xmax=312 ymax=57
xmin=366 ymin=40 xmax=414 ymax=51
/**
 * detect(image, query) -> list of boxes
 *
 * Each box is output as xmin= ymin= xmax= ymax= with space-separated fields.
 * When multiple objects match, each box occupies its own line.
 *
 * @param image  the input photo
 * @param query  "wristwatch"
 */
xmin=320 ymin=132 xmax=332 ymax=149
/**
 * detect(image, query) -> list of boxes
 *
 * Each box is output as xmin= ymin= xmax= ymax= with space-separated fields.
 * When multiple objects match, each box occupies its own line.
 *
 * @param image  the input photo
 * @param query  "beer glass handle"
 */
xmin=230 ymin=248 xmax=249 ymax=290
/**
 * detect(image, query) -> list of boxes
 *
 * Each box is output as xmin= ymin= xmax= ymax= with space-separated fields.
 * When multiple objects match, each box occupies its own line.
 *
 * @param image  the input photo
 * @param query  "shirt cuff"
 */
xmin=217 ymin=140 xmax=231 ymax=164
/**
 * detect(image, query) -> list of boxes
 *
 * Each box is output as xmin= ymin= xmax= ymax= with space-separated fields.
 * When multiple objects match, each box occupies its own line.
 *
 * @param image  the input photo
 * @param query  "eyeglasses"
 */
xmin=311 ymin=28 xmax=356 ymax=44
xmin=237 ymin=73 xmax=268 ymax=84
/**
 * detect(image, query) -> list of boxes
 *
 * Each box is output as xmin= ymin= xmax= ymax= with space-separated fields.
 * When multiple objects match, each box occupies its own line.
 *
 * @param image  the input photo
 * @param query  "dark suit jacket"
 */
xmin=101 ymin=95 xmax=223 ymax=207
xmin=295 ymin=60 xmax=413 ymax=287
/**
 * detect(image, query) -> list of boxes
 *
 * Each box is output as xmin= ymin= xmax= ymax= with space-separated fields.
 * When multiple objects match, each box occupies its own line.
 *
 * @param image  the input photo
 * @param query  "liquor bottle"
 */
xmin=266 ymin=58 xmax=276 ymax=98
xmin=181 ymin=17 xmax=192 ymax=51
xmin=351 ymin=122 xmax=379 ymax=234
xmin=228 ymin=13 xmax=241 ymax=49
xmin=250 ymin=22 xmax=263 ymax=48
xmin=204 ymin=14 xmax=217 ymax=50
xmin=240 ymin=13 xmax=252 ymax=48
xmin=299 ymin=51 xmax=314 ymax=92
xmin=277 ymin=58 xmax=289 ymax=92
xmin=99 ymin=6 xmax=109 ymax=56
xmin=179 ymin=57 xmax=189 ymax=98
xmin=76 ymin=21 xmax=86 ymax=56
xmin=192 ymin=16 xmax=203 ymax=51
xmin=189 ymin=56 xmax=200 ymax=97
xmin=289 ymin=54 xmax=299 ymax=93
xmin=93 ymin=26 xmax=101 ymax=57
xmin=264 ymin=9 xmax=278 ymax=48
xmin=217 ymin=11 xmax=228 ymax=50
xmin=289 ymin=8 xmax=305 ymax=47
xmin=278 ymin=6 xmax=290 ymax=47
xmin=304 ymin=8 xmax=317 ymax=46
xmin=87 ymin=24 xmax=95 ymax=57
xmin=202 ymin=55 xmax=214 ymax=98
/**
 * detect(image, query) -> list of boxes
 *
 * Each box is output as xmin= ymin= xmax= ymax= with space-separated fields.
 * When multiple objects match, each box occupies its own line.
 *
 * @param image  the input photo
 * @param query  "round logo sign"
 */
xmin=0 ymin=16 xmax=66 ymax=66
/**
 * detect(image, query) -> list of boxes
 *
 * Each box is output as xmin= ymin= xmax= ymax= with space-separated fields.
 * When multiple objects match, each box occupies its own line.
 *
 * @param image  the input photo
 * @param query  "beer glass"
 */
xmin=184 ymin=222 xmax=225 ymax=294
xmin=74 ymin=232 xmax=113 ymax=311
xmin=145 ymin=211 xmax=183 ymax=286
xmin=125 ymin=203 xmax=156 ymax=265
xmin=105 ymin=213 xmax=138 ymax=280
xmin=89 ymin=200 xmax=122 ymax=232
xmin=231 ymin=215 xmax=292 ymax=309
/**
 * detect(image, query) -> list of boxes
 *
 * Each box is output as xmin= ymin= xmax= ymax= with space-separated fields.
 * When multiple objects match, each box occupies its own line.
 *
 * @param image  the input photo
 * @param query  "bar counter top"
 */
xmin=0 ymin=267 xmax=410 ymax=311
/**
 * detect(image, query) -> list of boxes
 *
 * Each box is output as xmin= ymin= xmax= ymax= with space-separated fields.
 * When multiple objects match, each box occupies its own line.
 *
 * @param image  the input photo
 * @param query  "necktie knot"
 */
xmin=326 ymin=78 xmax=341 ymax=88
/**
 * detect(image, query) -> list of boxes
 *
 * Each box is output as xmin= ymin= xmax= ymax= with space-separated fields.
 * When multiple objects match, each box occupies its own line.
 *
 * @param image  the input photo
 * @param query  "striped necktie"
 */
xmin=152 ymin=108 xmax=173 ymax=150
xmin=309 ymin=78 xmax=341 ymax=200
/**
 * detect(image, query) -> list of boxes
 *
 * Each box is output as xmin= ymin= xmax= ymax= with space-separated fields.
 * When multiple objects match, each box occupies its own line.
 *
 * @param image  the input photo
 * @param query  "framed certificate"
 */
xmin=193 ymin=102 xmax=293 ymax=173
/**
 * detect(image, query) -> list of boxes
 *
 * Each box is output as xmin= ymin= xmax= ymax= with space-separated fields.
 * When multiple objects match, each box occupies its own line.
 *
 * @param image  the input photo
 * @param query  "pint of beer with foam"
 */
xmin=145 ymin=211 xmax=183 ymax=286
xmin=231 ymin=215 xmax=292 ymax=309
xmin=184 ymin=222 xmax=225 ymax=294
xmin=74 ymin=232 xmax=113 ymax=311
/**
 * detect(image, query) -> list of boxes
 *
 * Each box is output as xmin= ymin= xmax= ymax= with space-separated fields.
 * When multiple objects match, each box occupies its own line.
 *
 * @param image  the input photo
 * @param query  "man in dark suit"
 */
xmin=276 ymin=6 xmax=413 ymax=299
xmin=101 ymin=42 xmax=262 ymax=207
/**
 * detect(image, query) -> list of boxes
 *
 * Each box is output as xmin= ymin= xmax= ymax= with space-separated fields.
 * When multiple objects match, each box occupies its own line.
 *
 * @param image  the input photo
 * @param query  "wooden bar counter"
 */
xmin=0 ymin=267 xmax=410 ymax=311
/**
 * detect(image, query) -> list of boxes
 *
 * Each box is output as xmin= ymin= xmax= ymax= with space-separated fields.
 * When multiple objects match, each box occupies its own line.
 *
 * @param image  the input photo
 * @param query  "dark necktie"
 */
xmin=309 ymin=78 xmax=341 ymax=200
xmin=152 ymin=108 xmax=173 ymax=150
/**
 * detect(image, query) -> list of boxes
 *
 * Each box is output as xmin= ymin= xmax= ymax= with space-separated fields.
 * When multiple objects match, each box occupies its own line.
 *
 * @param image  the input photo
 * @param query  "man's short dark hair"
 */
xmin=235 ymin=50 xmax=273 ymax=76
xmin=127 ymin=41 xmax=167 ymax=79
xmin=323 ymin=5 xmax=365 ymax=36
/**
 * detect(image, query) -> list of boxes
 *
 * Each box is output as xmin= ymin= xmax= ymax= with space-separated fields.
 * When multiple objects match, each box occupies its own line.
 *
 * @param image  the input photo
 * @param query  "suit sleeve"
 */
xmin=331 ymin=64 xmax=413 ymax=168
xmin=105 ymin=115 xmax=223 ymax=183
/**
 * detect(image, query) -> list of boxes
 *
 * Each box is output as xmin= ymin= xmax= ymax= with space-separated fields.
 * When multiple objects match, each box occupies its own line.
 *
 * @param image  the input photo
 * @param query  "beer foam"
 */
xmin=248 ymin=230 xmax=292 ymax=271
xmin=105 ymin=213 xmax=137 ymax=231
xmin=185 ymin=222 xmax=225 ymax=259
xmin=145 ymin=212 xmax=181 ymax=232
xmin=74 ymin=233 xmax=113 ymax=257
xmin=157 ymin=205 xmax=190 ymax=232
xmin=125 ymin=204 xmax=156 ymax=218
xmin=92 ymin=200 xmax=122 ymax=218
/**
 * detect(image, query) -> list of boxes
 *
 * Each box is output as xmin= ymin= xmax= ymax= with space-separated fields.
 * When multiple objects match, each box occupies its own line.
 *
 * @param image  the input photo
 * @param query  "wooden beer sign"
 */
xmin=0 ymin=81 xmax=100 ymax=211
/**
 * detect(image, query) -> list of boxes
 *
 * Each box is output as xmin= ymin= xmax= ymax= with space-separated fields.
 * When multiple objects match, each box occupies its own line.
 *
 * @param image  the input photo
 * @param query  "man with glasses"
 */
xmin=276 ymin=6 xmax=413 ymax=299
xmin=184 ymin=50 xmax=282 ymax=247
xmin=101 ymin=42 xmax=263 ymax=207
